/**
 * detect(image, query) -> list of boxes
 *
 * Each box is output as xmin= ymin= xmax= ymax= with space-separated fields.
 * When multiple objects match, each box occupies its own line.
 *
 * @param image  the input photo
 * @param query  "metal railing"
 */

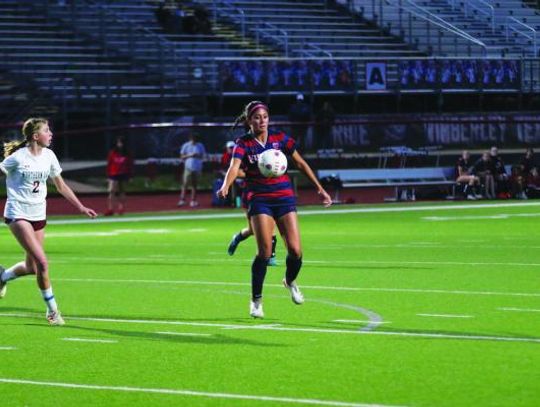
xmin=351 ymin=0 xmax=490 ymax=57
xmin=298 ymin=43 xmax=333 ymax=58
xmin=255 ymin=22 xmax=289 ymax=57
xmin=506 ymin=16 xmax=537 ymax=57
xmin=212 ymin=0 xmax=245 ymax=38
xmin=402 ymin=1 xmax=487 ymax=43
xmin=450 ymin=0 xmax=495 ymax=33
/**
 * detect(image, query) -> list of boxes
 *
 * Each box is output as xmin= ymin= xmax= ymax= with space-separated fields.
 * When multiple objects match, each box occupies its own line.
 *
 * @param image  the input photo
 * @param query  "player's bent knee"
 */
xmin=34 ymin=257 xmax=49 ymax=273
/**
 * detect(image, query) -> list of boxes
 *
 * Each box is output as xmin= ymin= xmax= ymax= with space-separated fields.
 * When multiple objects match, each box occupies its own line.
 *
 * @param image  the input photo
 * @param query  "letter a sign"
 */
xmin=366 ymin=62 xmax=386 ymax=90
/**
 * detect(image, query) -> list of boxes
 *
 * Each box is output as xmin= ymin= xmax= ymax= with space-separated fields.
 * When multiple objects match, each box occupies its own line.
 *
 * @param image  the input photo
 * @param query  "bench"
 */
xmin=317 ymin=167 xmax=456 ymax=201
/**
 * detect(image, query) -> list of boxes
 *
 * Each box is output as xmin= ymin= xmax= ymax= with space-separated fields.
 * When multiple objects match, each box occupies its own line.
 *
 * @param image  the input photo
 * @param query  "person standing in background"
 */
xmin=105 ymin=136 xmax=133 ymax=216
xmin=316 ymin=101 xmax=335 ymax=150
xmin=287 ymin=93 xmax=312 ymax=149
xmin=178 ymin=133 xmax=206 ymax=207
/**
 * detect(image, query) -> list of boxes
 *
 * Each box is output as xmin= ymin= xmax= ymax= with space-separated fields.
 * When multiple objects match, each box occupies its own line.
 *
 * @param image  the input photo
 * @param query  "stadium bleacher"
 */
xmin=0 ymin=0 xmax=207 ymax=123
xmin=193 ymin=0 xmax=423 ymax=58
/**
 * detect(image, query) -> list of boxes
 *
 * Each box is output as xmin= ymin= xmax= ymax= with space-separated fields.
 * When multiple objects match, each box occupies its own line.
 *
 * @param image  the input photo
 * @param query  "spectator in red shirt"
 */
xmin=220 ymin=141 xmax=235 ymax=175
xmin=105 ymin=136 xmax=133 ymax=215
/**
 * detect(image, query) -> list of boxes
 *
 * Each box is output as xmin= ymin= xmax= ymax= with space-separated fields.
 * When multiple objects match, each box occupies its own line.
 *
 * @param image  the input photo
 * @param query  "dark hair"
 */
xmin=113 ymin=136 xmax=128 ymax=155
xmin=232 ymin=101 xmax=269 ymax=131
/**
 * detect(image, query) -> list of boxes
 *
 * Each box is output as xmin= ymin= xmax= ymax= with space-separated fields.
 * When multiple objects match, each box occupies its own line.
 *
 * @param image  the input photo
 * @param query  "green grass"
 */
xmin=0 ymin=202 xmax=539 ymax=406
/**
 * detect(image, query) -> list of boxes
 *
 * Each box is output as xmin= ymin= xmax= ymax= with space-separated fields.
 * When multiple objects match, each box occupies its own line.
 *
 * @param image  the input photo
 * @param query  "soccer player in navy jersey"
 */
xmin=217 ymin=101 xmax=332 ymax=318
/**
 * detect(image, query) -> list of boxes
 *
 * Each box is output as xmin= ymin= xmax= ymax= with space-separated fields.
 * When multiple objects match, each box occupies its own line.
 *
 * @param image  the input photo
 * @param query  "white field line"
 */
xmin=51 ymin=277 xmax=540 ymax=298
xmin=0 ymin=347 xmax=16 ymax=351
xmin=1 ymin=313 xmax=538 ymax=344
xmin=307 ymin=259 xmax=540 ymax=268
xmin=61 ymin=338 xmax=118 ymax=344
xmin=221 ymin=324 xmax=282 ymax=330
xmin=49 ymin=256 xmax=540 ymax=268
xmin=333 ymin=320 xmax=392 ymax=324
xmin=416 ymin=314 xmax=474 ymax=319
xmin=423 ymin=212 xmax=540 ymax=221
xmin=311 ymin=244 xmax=540 ymax=250
xmin=46 ymin=229 xmax=171 ymax=238
xmin=0 ymin=378 xmax=401 ymax=407
xmin=155 ymin=331 xmax=212 ymax=337
xmin=0 ymin=201 xmax=536 ymax=226
xmin=497 ymin=307 xmax=540 ymax=313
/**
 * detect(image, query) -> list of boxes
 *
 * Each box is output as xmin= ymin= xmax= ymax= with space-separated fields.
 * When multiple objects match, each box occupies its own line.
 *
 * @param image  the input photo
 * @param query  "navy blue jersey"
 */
xmin=233 ymin=130 xmax=296 ymax=203
xmin=455 ymin=157 xmax=472 ymax=178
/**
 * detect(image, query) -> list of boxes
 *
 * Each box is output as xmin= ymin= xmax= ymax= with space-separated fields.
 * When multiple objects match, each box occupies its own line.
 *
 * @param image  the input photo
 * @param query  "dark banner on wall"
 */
xmin=398 ymin=60 xmax=520 ymax=90
xmin=114 ymin=113 xmax=540 ymax=159
xmin=219 ymin=59 xmax=521 ymax=94
xmin=329 ymin=114 xmax=540 ymax=150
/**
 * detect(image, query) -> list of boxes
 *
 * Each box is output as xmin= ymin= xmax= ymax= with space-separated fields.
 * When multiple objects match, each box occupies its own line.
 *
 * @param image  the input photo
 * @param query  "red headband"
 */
xmin=247 ymin=103 xmax=268 ymax=119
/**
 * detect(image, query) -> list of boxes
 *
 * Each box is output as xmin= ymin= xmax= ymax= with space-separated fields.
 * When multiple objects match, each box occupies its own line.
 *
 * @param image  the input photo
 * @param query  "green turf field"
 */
xmin=0 ymin=201 xmax=539 ymax=406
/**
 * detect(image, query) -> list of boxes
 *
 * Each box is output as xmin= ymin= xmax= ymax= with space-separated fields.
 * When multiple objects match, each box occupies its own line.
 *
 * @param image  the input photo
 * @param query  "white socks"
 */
xmin=41 ymin=287 xmax=58 ymax=313
xmin=1 ymin=261 xmax=25 ymax=283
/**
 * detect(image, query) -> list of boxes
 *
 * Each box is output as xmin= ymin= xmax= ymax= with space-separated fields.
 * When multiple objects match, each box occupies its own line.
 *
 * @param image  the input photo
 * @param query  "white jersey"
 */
xmin=0 ymin=147 xmax=62 ymax=221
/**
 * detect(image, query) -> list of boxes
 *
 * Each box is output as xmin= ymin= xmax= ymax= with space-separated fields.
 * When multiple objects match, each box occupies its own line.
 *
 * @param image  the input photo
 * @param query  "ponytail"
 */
xmin=231 ymin=111 xmax=248 ymax=132
xmin=4 ymin=117 xmax=48 ymax=158
xmin=3 ymin=140 xmax=27 ymax=159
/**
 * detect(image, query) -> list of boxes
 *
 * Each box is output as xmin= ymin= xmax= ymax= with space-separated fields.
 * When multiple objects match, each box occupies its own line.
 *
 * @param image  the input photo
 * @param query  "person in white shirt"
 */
xmin=0 ymin=118 xmax=97 ymax=325
xmin=178 ymin=133 xmax=206 ymax=207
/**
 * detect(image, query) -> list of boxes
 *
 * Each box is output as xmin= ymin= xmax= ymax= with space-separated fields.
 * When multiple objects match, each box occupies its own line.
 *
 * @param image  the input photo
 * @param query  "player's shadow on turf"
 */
xmin=52 ymin=324 xmax=285 ymax=347
xmin=329 ymin=325 xmax=540 ymax=343
xmin=0 ymin=306 xmax=41 ymax=313
xmin=76 ymin=312 xmax=281 ymax=324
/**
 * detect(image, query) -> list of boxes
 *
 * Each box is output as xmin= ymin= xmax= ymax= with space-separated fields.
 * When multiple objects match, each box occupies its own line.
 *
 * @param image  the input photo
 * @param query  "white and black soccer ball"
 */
xmin=258 ymin=149 xmax=288 ymax=178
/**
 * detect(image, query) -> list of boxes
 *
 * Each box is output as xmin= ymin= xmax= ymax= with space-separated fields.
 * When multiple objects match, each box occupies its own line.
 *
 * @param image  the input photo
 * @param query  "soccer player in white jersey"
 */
xmin=0 ymin=118 xmax=97 ymax=325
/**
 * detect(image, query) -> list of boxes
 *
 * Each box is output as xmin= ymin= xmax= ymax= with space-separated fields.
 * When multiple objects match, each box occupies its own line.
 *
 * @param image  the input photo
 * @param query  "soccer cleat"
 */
xmin=46 ymin=310 xmax=65 ymax=326
xmin=228 ymin=234 xmax=241 ymax=256
xmin=268 ymin=256 xmax=277 ymax=267
xmin=249 ymin=300 xmax=264 ymax=318
xmin=177 ymin=200 xmax=185 ymax=207
xmin=0 ymin=266 xmax=6 ymax=299
xmin=466 ymin=194 xmax=477 ymax=200
xmin=283 ymin=278 xmax=304 ymax=305
xmin=189 ymin=200 xmax=199 ymax=208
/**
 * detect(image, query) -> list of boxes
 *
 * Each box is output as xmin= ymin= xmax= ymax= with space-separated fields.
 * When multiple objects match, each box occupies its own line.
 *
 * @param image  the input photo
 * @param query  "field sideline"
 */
xmin=0 ymin=201 xmax=538 ymax=406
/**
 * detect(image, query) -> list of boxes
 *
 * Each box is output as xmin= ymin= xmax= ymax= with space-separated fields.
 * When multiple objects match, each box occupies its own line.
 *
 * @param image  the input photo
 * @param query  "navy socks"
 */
xmin=285 ymin=254 xmax=302 ymax=286
xmin=251 ymin=256 xmax=269 ymax=300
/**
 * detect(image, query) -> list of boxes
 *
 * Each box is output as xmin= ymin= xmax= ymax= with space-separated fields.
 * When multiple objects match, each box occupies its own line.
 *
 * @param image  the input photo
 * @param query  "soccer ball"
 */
xmin=258 ymin=149 xmax=288 ymax=177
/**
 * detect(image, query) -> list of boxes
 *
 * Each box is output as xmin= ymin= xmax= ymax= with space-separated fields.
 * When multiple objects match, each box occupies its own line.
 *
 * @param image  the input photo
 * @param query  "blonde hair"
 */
xmin=4 ymin=117 xmax=48 ymax=158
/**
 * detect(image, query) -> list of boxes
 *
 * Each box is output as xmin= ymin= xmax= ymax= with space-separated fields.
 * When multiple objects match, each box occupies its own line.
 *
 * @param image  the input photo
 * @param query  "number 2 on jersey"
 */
xmin=32 ymin=181 xmax=40 ymax=193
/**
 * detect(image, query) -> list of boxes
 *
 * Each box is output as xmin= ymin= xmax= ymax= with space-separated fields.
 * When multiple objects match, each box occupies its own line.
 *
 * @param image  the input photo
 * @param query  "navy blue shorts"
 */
xmin=248 ymin=199 xmax=297 ymax=220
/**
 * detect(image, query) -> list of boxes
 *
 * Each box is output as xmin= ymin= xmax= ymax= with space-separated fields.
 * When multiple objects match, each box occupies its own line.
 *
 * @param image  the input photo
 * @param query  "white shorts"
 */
xmin=3 ymin=199 xmax=46 ymax=221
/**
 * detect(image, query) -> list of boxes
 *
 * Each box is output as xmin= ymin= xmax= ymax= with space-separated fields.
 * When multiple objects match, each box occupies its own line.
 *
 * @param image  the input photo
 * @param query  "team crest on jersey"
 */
xmin=272 ymin=142 xmax=280 ymax=150
xmin=247 ymin=153 xmax=261 ymax=164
